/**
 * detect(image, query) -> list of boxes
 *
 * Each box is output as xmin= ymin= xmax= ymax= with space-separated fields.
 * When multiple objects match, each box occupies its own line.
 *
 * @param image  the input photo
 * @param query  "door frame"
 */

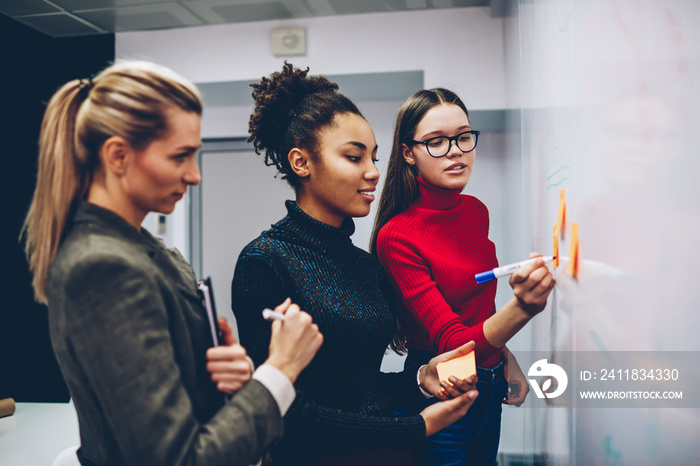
xmin=189 ymin=137 xmax=251 ymax=279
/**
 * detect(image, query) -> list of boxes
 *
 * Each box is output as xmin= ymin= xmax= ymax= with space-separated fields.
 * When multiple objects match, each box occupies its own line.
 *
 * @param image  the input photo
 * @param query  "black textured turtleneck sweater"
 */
xmin=232 ymin=201 xmax=427 ymax=463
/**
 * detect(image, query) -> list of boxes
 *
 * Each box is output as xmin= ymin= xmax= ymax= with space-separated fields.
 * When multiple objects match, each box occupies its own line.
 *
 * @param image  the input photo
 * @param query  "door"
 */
xmin=193 ymin=140 xmax=293 ymax=337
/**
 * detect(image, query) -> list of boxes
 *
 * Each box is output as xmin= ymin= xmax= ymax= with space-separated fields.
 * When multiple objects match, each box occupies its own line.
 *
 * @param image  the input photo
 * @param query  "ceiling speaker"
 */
xmin=270 ymin=27 xmax=306 ymax=56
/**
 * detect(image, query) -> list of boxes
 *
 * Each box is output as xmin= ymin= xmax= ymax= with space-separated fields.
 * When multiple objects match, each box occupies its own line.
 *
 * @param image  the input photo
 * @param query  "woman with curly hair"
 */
xmin=230 ymin=63 xmax=479 ymax=466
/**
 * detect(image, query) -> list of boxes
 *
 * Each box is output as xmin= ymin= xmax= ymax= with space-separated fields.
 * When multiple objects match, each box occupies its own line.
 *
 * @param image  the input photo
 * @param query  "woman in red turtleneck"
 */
xmin=370 ymin=88 xmax=555 ymax=466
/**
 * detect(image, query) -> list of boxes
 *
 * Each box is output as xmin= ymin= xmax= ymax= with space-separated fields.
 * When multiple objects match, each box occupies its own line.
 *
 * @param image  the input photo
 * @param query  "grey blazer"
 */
xmin=48 ymin=202 xmax=282 ymax=466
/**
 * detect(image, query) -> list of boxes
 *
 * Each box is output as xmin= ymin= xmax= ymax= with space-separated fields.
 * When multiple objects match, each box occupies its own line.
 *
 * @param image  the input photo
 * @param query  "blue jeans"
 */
xmin=401 ymin=353 xmax=509 ymax=466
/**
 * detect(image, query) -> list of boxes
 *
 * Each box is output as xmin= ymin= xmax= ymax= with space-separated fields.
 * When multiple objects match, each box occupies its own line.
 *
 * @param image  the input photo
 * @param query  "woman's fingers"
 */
xmin=217 ymin=317 xmax=237 ymax=346
xmin=274 ymin=297 xmax=293 ymax=315
xmin=206 ymin=360 xmax=251 ymax=374
xmin=532 ymin=273 xmax=555 ymax=297
xmin=510 ymin=259 xmax=544 ymax=286
xmin=439 ymin=375 xmax=478 ymax=399
xmin=509 ymin=252 xmax=555 ymax=315
xmin=207 ymin=343 xmax=247 ymax=361
xmin=216 ymin=381 xmax=245 ymax=393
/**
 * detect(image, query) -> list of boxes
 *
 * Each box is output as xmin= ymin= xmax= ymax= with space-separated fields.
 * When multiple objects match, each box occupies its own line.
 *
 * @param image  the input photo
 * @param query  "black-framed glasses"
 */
xmin=409 ymin=130 xmax=480 ymax=158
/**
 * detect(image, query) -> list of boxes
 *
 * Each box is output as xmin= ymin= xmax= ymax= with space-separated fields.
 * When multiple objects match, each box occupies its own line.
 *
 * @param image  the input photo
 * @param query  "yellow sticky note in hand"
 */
xmin=436 ymin=351 xmax=476 ymax=384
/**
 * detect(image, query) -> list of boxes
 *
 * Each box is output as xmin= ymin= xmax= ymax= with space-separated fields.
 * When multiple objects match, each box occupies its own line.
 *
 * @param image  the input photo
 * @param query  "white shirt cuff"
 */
xmin=417 ymin=365 xmax=435 ymax=398
xmin=252 ymin=364 xmax=296 ymax=416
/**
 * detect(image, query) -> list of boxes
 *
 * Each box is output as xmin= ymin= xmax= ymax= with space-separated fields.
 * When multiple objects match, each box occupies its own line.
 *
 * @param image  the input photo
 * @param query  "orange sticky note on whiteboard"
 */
xmin=436 ymin=351 xmax=476 ymax=384
xmin=553 ymin=226 xmax=560 ymax=268
xmin=556 ymin=189 xmax=567 ymax=239
xmin=566 ymin=222 xmax=580 ymax=278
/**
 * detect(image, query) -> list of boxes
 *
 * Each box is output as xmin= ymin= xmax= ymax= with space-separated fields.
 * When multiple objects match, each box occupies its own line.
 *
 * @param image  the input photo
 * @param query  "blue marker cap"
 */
xmin=475 ymin=271 xmax=495 ymax=284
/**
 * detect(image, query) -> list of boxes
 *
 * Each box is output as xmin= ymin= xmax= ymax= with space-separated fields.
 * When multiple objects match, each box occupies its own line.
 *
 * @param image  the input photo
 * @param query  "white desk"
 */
xmin=0 ymin=401 xmax=80 ymax=466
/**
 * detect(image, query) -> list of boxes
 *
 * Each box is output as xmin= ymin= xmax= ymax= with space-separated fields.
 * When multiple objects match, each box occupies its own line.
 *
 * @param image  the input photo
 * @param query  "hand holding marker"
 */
xmin=475 ymin=256 xmax=556 ymax=284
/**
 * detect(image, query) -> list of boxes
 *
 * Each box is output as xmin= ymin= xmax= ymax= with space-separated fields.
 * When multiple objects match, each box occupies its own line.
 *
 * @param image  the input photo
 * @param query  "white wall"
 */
xmin=116 ymin=8 xmax=506 ymax=113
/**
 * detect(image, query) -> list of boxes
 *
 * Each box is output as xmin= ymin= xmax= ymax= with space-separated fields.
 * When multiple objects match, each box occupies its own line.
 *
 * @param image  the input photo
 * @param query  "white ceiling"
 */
xmin=0 ymin=0 xmax=502 ymax=38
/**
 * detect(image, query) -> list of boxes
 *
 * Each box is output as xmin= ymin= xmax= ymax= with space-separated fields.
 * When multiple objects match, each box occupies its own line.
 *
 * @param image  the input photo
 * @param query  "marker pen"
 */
xmin=262 ymin=308 xmax=286 ymax=321
xmin=475 ymin=256 xmax=555 ymax=284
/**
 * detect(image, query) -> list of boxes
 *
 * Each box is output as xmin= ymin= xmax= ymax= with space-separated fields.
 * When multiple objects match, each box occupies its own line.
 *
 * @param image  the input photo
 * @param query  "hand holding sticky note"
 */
xmin=436 ymin=350 xmax=477 ymax=384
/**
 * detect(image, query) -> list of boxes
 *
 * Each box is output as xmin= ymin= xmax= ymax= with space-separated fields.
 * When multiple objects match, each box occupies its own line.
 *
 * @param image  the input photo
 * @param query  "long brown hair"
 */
xmin=22 ymin=61 xmax=202 ymax=304
xmin=370 ymin=88 xmax=470 ymax=255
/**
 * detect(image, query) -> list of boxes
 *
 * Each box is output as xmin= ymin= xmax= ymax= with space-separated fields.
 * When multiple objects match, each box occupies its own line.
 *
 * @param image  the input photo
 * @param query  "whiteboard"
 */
xmin=513 ymin=0 xmax=700 ymax=463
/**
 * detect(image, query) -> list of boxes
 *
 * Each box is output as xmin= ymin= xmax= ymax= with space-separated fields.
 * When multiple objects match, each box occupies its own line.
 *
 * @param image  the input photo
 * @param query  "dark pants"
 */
xmin=265 ymin=446 xmax=418 ymax=465
xmin=304 ymin=449 xmax=416 ymax=466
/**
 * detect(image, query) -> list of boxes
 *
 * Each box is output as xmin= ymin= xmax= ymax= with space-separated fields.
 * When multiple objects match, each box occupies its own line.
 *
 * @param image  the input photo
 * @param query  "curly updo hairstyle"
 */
xmin=247 ymin=62 xmax=364 ymax=189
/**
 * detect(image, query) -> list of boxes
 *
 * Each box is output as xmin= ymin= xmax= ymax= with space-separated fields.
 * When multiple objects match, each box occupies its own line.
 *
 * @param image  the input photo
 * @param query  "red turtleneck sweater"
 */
xmin=377 ymin=178 xmax=501 ymax=368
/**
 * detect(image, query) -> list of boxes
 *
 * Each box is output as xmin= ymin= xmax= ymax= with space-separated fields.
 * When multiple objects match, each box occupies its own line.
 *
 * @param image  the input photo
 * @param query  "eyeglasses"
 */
xmin=409 ymin=130 xmax=480 ymax=158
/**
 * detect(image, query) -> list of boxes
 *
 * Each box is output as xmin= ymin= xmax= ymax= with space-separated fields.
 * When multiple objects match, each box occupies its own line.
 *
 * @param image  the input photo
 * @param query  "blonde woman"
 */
xmin=22 ymin=60 xmax=323 ymax=466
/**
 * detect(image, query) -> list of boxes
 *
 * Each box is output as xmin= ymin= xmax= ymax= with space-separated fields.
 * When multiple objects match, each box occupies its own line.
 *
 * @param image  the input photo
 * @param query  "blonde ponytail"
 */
xmin=23 ymin=80 xmax=91 ymax=304
xmin=22 ymin=61 xmax=202 ymax=304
